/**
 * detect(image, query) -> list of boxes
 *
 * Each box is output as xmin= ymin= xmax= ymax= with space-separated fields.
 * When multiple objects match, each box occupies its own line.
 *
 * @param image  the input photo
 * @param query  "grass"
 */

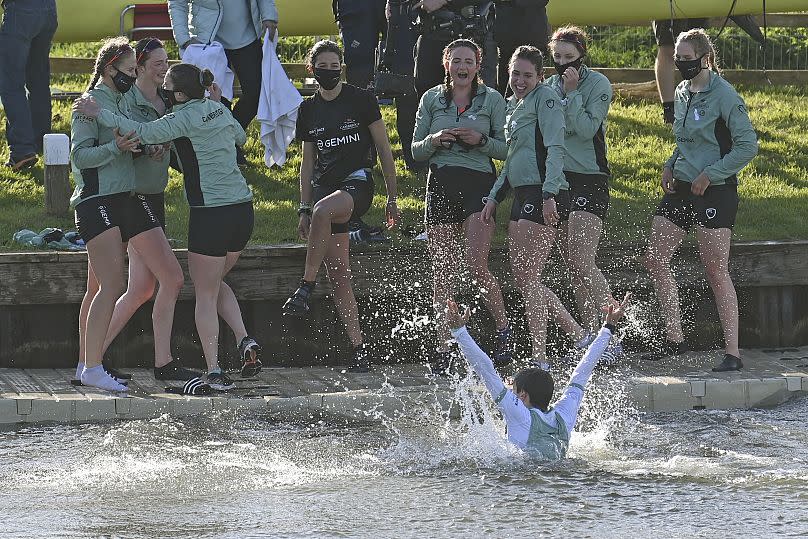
xmin=1 ymin=41 xmax=807 ymax=251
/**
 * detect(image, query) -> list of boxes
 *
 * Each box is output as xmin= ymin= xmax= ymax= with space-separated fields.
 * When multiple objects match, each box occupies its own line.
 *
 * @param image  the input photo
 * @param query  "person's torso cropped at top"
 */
xmin=488 ymin=83 xmax=567 ymax=201
xmin=70 ymin=83 xmax=136 ymax=209
xmin=124 ymin=84 xmax=170 ymax=195
xmin=666 ymin=70 xmax=758 ymax=185
xmin=546 ymin=65 xmax=612 ymax=178
xmin=295 ymin=83 xmax=381 ymax=187
xmin=167 ymin=0 xmax=278 ymax=48
xmin=411 ymin=83 xmax=507 ymax=174
xmin=96 ymin=97 xmax=252 ymax=208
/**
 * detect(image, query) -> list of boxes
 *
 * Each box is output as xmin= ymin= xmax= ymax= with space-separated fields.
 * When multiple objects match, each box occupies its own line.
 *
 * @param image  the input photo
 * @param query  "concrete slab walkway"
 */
xmin=0 ymin=347 xmax=806 ymax=426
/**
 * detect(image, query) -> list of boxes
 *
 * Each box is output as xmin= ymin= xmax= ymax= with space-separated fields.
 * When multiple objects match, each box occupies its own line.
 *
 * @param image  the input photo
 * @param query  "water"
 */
xmin=1 ymin=389 xmax=806 ymax=538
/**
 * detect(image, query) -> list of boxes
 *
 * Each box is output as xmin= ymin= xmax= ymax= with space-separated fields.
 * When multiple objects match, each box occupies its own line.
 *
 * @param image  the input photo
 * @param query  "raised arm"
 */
xmin=565 ymin=74 xmax=611 ymax=139
xmin=97 ymin=108 xmax=191 ymax=145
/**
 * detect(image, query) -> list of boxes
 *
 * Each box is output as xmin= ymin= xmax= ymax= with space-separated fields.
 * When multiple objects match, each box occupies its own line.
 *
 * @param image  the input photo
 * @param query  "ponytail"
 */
xmin=166 ymin=63 xmax=215 ymax=99
xmin=87 ymin=36 xmax=134 ymax=92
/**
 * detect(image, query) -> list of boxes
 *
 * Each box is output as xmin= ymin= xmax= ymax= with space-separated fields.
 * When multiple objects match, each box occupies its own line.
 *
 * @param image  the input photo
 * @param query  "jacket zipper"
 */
xmin=673 ymin=90 xmax=696 ymax=177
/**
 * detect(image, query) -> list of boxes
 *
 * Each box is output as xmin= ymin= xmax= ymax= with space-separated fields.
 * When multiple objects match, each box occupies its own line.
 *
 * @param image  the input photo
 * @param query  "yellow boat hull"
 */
xmin=3 ymin=0 xmax=804 ymax=42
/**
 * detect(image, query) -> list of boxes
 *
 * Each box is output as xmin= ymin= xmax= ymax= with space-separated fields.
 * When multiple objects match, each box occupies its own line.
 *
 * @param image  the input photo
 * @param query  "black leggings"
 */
xmin=223 ymin=39 xmax=262 ymax=130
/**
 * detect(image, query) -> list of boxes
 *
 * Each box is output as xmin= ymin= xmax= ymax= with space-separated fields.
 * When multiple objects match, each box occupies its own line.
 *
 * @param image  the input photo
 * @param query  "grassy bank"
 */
xmin=1 ymin=51 xmax=807 ymax=250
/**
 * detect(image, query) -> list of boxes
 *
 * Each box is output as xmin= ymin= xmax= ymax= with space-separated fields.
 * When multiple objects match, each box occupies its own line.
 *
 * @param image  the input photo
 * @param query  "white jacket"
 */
xmin=257 ymin=33 xmax=302 ymax=168
xmin=180 ymin=41 xmax=235 ymax=101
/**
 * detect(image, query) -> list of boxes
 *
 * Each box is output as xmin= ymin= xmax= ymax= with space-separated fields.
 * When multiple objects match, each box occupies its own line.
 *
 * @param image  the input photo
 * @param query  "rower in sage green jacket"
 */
xmin=124 ymin=83 xmax=171 ymax=197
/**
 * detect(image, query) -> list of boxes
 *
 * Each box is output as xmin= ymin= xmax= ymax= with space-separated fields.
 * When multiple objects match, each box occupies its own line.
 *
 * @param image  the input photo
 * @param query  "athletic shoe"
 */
xmin=206 ymin=371 xmax=236 ymax=391
xmin=712 ymin=354 xmax=743 ymax=372
xmin=282 ymin=279 xmax=315 ymax=317
xmin=5 ymin=153 xmax=37 ymax=171
xmin=102 ymin=360 xmax=132 ymax=380
xmin=430 ymin=350 xmax=454 ymax=376
xmin=493 ymin=324 xmax=513 ymax=367
xmin=345 ymin=344 xmax=371 ymax=373
xmin=640 ymin=340 xmax=688 ymax=361
xmin=154 ymin=359 xmax=202 ymax=381
xmin=165 ymin=377 xmax=214 ymax=396
xmin=238 ymin=336 xmax=263 ymax=377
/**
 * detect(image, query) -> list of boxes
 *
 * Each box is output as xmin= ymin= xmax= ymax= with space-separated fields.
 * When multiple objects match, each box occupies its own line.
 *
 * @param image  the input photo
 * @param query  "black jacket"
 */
xmin=494 ymin=0 xmax=550 ymax=48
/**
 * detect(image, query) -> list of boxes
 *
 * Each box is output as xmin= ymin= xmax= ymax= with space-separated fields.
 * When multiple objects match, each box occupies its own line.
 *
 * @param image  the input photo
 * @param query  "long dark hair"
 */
xmin=441 ymin=39 xmax=482 ymax=109
xmin=87 ymin=37 xmax=134 ymax=92
xmin=167 ymin=63 xmax=215 ymax=99
xmin=509 ymin=45 xmax=545 ymax=77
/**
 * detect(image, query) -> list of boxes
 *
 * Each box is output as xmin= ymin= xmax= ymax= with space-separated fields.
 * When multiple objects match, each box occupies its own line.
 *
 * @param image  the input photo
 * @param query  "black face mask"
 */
xmin=158 ymin=86 xmax=181 ymax=108
xmin=552 ymin=57 xmax=583 ymax=77
xmin=675 ymin=55 xmax=706 ymax=80
xmin=313 ymin=68 xmax=341 ymax=91
xmin=111 ymin=68 xmax=137 ymax=93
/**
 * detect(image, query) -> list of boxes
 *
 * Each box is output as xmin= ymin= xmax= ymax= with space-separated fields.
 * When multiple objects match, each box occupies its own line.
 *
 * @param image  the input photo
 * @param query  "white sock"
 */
xmin=75 ymin=362 xmax=85 ymax=380
xmin=81 ymin=365 xmax=128 ymax=392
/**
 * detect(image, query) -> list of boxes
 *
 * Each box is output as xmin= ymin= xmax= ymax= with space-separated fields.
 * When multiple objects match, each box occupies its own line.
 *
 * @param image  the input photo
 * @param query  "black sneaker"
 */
xmin=102 ymin=360 xmax=132 ymax=380
xmin=345 ymin=344 xmax=371 ymax=373
xmin=206 ymin=371 xmax=236 ymax=391
xmin=282 ymin=279 xmax=315 ymax=317
xmin=430 ymin=350 xmax=454 ymax=376
xmin=712 ymin=354 xmax=743 ymax=372
xmin=5 ymin=152 xmax=37 ymax=171
xmin=154 ymin=359 xmax=202 ymax=381
xmin=493 ymin=324 xmax=513 ymax=367
xmin=640 ymin=340 xmax=688 ymax=361
xmin=238 ymin=336 xmax=263 ymax=377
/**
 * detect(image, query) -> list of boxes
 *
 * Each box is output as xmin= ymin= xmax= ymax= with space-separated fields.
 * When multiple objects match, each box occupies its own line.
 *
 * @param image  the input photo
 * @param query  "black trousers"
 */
xmin=223 ymin=39 xmax=263 ymax=129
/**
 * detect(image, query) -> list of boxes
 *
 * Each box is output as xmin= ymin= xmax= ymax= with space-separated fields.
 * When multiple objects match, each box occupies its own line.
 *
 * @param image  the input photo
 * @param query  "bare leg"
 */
xmin=643 ymin=216 xmax=688 ymax=343
xmin=566 ymin=211 xmax=614 ymax=331
xmin=508 ymin=219 xmax=556 ymax=363
xmin=546 ymin=288 xmax=588 ymax=342
xmin=696 ymin=227 xmax=739 ymax=357
xmin=78 ymin=262 xmax=100 ymax=367
xmin=427 ymin=223 xmax=462 ymax=351
xmin=464 ymin=212 xmax=508 ymax=330
xmin=655 ymin=44 xmax=676 ymax=103
xmin=188 ymin=252 xmax=227 ymax=372
xmin=324 ymin=232 xmax=362 ymax=347
xmin=216 ymin=251 xmax=248 ymax=344
xmin=302 ymin=191 xmax=354 ymax=283
xmin=113 ymin=228 xmax=184 ymax=368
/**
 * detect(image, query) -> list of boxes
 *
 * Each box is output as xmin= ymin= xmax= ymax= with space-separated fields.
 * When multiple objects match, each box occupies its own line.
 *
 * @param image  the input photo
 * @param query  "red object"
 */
xmin=130 ymin=3 xmax=174 ymax=41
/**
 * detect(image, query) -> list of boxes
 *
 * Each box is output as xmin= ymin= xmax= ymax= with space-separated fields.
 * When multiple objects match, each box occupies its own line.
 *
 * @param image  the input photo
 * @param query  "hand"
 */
xmin=386 ymin=199 xmax=399 ymax=229
xmin=298 ymin=214 xmax=311 ymax=240
xmin=446 ymin=299 xmax=471 ymax=331
xmin=414 ymin=0 xmax=448 ymax=13
xmin=661 ymin=166 xmax=675 ymax=194
xmin=208 ymin=82 xmax=222 ymax=102
xmin=542 ymin=197 xmax=559 ymax=226
xmin=602 ymin=292 xmax=632 ymax=326
xmin=263 ymin=20 xmax=278 ymax=41
xmin=690 ymin=172 xmax=711 ymax=196
xmin=113 ymin=128 xmax=141 ymax=153
xmin=181 ymin=37 xmax=202 ymax=49
xmin=147 ymin=144 xmax=165 ymax=161
xmin=73 ymin=96 xmax=101 ymax=118
xmin=431 ymin=129 xmax=456 ymax=149
xmin=452 ymin=128 xmax=483 ymax=146
xmin=562 ymin=66 xmax=580 ymax=93
xmin=480 ymin=199 xmax=496 ymax=224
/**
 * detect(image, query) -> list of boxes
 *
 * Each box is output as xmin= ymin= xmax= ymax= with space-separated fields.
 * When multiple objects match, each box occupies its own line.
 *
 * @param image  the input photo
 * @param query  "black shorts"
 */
xmin=654 ymin=181 xmax=738 ymax=232
xmin=425 ymin=165 xmax=495 ymax=226
xmin=74 ymin=192 xmax=130 ymax=244
xmin=653 ymin=18 xmax=709 ymax=46
xmin=312 ymin=173 xmax=375 ymax=234
xmin=509 ymin=186 xmax=571 ymax=226
xmin=567 ymin=172 xmax=610 ymax=220
xmin=140 ymin=192 xmax=166 ymax=229
xmin=188 ymin=201 xmax=254 ymax=257
xmin=123 ymin=193 xmax=163 ymax=241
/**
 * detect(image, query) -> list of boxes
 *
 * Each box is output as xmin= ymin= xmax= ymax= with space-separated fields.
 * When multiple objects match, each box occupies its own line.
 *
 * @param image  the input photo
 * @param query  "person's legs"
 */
xmin=508 ymin=220 xmax=557 ymax=364
xmin=216 ymin=251 xmax=248 ymax=344
xmin=336 ymin=0 xmax=378 ymax=88
xmin=188 ymin=252 xmax=227 ymax=373
xmin=126 ymin=228 xmax=184 ymax=367
xmin=696 ymin=227 xmax=739 ymax=357
xmin=655 ymin=44 xmax=676 ymax=104
xmin=25 ymin=2 xmax=57 ymax=153
xmin=224 ymin=40 xmax=262 ymax=130
xmin=414 ymin=34 xmax=448 ymax=96
xmin=643 ymin=216 xmax=688 ymax=343
xmin=77 ymin=261 xmax=99 ymax=375
xmin=566 ymin=211 xmax=613 ymax=331
xmin=497 ymin=42 xmax=516 ymax=96
xmin=464 ymin=213 xmax=507 ymax=330
xmin=427 ymin=223 xmax=462 ymax=351
xmin=0 ymin=2 xmax=37 ymax=161
xmin=324 ymin=233 xmax=363 ymax=347
xmin=302 ymin=191 xmax=354 ymax=283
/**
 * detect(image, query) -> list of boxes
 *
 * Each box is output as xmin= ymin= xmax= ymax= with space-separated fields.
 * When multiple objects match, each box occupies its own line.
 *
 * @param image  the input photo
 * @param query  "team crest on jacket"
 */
xmin=546 ymin=99 xmax=555 ymax=109
xmin=523 ymin=203 xmax=535 ymax=214
xmin=706 ymin=208 xmax=717 ymax=219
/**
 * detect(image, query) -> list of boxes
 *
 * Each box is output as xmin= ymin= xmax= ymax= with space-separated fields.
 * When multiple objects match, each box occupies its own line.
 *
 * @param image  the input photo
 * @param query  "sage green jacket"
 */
xmin=124 ymin=84 xmax=170 ymax=195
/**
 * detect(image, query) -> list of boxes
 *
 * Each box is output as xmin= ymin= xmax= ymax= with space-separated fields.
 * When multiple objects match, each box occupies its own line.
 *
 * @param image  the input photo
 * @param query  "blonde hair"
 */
xmin=675 ymin=28 xmax=721 ymax=74
xmin=549 ymin=25 xmax=589 ymax=56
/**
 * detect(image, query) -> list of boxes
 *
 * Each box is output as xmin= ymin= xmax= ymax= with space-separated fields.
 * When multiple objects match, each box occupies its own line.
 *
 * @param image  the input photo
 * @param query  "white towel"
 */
xmin=180 ymin=41 xmax=235 ymax=101
xmin=257 ymin=32 xmax=302 ymax=168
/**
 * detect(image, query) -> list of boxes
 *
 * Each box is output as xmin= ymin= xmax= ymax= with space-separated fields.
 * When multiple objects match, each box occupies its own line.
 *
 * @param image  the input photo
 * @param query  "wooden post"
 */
xmin=43 ymin=133 xmax=72 ymax=216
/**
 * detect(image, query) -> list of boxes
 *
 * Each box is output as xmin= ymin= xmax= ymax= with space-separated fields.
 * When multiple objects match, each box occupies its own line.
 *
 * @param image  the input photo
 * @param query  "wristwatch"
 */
xmin=542 ymin=191 xmax=555 ymax=201
xmin=477 ymin=133 xmax=488 ymax=147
